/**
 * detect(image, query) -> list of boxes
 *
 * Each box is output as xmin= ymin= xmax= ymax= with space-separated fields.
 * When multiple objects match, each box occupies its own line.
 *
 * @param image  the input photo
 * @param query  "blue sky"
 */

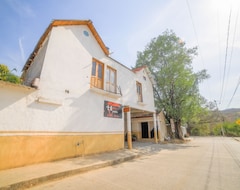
xmin=0 ymin=0 xmax=240 ymax=110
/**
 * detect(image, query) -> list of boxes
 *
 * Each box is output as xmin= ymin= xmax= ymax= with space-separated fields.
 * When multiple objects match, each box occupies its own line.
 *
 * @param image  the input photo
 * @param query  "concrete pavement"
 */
xmin=28 ymin=137 xmax=240 ymax=190
xmin=0 ymin=137 xmax=224 ymax=190
xmin=0 ymin=141 xmax=164 ymax=190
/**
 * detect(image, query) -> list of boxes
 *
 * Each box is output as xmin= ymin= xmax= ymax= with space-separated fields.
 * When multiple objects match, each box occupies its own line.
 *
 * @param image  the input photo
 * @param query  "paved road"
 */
xmin=30 ymin=137 xmax=240 ymax=190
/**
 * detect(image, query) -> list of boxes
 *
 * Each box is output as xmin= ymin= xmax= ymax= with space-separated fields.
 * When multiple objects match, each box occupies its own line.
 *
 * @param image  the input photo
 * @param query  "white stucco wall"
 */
xmin=1 ymin=24 xmax=155 ymax=134
xmin=132 ymin=68 xmax=155 ymax=111
xmin=0 ymin=82 xmax=123 ymax=132
xmin=0 ymin=82 xmax=36 ymax=131
xmin=23 ymin=36 xmax=50 ymax=86
xmin=101 ymin=57 xmax=155 ymax=113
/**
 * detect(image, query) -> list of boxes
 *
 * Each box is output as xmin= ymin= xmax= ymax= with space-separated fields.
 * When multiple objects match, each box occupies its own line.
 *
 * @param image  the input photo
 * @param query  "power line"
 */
xmin=228 ymin=8 xmax=239 ymax=75
xmin=224 ymin=7 xmax=239 ymax=102
xmin=186 ymin=0 xmax=205 ymax=69
xmin=227 ymin=76 xmax=240 ymax=108
xmin=220 ymin=8 xmax=232 ymax=104
xmin=186 ymin=0 xmax=213 ymax=99
xmin=217 ymin=3 xmax=223 ymax=99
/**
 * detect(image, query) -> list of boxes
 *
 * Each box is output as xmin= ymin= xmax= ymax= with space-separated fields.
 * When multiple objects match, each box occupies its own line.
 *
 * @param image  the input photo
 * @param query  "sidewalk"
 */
xmin=0 ymin=142 xmax=157 ymax=190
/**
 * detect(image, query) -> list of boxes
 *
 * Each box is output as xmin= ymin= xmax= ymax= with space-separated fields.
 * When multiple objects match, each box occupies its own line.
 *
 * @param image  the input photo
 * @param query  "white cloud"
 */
xmin=18 ymin=37 xmax=25 ymax=62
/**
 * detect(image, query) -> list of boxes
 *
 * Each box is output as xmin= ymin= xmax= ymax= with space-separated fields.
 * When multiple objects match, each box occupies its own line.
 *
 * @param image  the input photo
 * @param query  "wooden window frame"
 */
xmin=106 ymin=66 xmax=117 ymax=93
xmin=136 ymin=81 xmax=143 ymax=102
xmin=91 ymin=58 xmax=104 ymax=89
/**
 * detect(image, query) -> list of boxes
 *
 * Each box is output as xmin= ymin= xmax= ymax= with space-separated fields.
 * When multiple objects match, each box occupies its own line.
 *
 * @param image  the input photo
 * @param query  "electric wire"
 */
xmin=186 ymin=0 xmax=205 ymax=69
xmin=186 ymin=0 xmax=212 ymax=98
xmin=227 ymin=76 xmax=240 ymax=108
xmin=217 ymin=3 xmax=222 ymax=105
xmin=224 ymin=7 xmax=239 ymax=103
xmin=220 ymin=8 xmax=232 ymax=104
xmin=227 ymin=8 xmax=239 ymax=77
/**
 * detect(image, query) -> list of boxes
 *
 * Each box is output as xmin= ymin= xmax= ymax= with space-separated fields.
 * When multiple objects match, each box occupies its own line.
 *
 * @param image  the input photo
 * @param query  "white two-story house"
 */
xmin=0 ymin=20 xmax=167 ymax=170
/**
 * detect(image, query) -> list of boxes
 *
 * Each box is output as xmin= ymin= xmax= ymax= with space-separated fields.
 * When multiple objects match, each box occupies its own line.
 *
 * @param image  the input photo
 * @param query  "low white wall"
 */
xmin=0 ymin=82 xmax=123 ymax=133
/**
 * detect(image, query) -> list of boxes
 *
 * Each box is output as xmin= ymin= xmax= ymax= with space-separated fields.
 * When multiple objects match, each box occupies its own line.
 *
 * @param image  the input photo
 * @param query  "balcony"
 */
xmin=90 ymin=85 xmax=122 ymax=99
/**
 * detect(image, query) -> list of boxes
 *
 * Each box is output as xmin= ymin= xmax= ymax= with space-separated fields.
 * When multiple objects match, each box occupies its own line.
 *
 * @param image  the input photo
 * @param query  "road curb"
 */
xmin=0 ymin=154 xmax=141 ymax=190
xmin=233 ymin=137 xmax=240 ymax=142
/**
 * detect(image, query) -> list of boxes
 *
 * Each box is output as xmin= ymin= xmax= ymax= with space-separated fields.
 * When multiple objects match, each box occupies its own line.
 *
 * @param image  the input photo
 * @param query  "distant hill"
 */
xmin=220 ymin=108 xmax=240 ymax=122
xmin=221 ymin=108 xmax=240 ymax=113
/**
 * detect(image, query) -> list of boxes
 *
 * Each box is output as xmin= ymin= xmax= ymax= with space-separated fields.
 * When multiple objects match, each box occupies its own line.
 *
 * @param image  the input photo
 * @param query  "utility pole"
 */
xmin=214 ymin=100 xmax=225 ymax=136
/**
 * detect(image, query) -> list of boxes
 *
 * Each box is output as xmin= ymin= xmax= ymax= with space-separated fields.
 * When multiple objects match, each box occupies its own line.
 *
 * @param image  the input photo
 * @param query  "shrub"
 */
xmin=223 ymin=122 xmax=240 ymax=137
xmin=212 ymin=124 xmax=222 ymax=136
xmin=191 ymin=125 xmax=210 ymax=136
xmin=0 ymin=64 xmax=21 ymax=84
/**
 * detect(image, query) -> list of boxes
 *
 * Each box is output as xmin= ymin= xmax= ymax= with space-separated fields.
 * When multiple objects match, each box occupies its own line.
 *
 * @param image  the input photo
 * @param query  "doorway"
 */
xmin=141 ymin=122 xmax=149 ymax=138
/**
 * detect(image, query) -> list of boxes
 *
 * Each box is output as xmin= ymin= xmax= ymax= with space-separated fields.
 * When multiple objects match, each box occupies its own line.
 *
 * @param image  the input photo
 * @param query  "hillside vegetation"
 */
xmin=189 ymin=108 xmax=240 ymax=137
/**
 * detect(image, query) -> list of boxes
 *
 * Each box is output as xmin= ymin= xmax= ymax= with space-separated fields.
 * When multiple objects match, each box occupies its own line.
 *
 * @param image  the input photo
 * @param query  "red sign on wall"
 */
xmin=123 ymin=106 xmax=130 ymax=112
xmin=104 ymin=101 xmax=122 ymax=118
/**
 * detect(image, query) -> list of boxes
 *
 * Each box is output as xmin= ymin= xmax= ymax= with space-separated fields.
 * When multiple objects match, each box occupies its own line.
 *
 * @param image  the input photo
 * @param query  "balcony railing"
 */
xmin=90 ymin=84 xmax=122 ymax=98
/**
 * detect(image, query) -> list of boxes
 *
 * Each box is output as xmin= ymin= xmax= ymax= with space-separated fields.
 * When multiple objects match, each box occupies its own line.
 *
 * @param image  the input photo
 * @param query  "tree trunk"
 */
xmin=175 ymin=120 xmax=184 ymax=139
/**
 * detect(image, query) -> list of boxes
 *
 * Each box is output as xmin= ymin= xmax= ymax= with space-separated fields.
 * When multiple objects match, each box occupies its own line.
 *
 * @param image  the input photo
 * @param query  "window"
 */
xmin=106 ymin=66 xmax=117 ymax=93
xmin=136 ymin=81 xmax=143 ymax=102
xmin=91 ymin=59 xmax=104 ymax=89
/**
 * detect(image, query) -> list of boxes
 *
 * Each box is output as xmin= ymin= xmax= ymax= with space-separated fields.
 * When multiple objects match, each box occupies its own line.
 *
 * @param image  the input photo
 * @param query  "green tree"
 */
xmin=189 ymin=101 xmax=221 ymax=135
xmin=191 ymin=124 xmax=211 ymax=136
xmin=0 ymin=64 xmax=21 ymax=84
xmin=135 ymin=30 xmax=209 ymax=139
